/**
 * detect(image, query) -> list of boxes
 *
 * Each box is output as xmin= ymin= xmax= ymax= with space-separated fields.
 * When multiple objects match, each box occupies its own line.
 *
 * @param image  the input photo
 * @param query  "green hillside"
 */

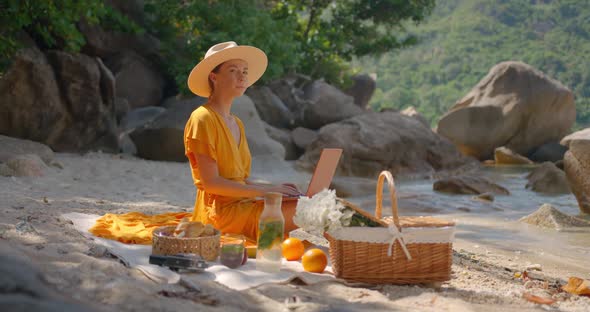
xmin=360 ymin=0 xmax=590 ymax=129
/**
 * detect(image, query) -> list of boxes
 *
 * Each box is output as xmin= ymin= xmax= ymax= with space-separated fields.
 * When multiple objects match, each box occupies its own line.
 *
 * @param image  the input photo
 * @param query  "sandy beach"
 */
xmin=2 ymin=152 xmax=589 ymax=311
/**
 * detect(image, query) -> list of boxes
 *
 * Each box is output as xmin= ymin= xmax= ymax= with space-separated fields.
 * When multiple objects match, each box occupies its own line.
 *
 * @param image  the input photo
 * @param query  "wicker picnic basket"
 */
xmin=326 ymin=170 xmax=455 ymax=284
xmin=151 ymin=226 xmax=220 ymax=261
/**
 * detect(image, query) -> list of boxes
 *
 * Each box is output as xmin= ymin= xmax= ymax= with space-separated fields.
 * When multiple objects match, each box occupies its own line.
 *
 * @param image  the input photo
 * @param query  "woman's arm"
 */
xmin=194 ymin=153 xmax=299 ymax=197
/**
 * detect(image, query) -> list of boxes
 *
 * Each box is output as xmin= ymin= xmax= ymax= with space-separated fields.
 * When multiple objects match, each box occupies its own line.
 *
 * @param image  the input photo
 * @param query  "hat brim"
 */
xmin=187 ymin=45 xmax=268 ymax=97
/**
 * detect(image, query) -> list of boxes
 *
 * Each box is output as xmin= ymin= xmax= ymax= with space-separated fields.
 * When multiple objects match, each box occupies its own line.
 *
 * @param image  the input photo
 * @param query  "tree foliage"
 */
xmin=360 ymin=0 xmax=590 ymax=129
xmin=142 ymin=0 xmax=434 ymax=92
xmin=0 ymin=0 xmax=434 ymax=95
xmin=0 ymin=0 xmax=139 ymax=70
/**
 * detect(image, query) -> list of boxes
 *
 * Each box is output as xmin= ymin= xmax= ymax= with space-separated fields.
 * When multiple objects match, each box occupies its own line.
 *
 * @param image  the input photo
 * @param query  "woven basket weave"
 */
xmin=152 ymin=226 xmax=220 ymax=261
xmin=326 ymin=170 xmax=455 ymax=284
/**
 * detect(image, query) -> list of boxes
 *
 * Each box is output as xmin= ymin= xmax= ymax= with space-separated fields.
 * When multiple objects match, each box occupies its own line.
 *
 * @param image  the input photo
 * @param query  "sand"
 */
xmin=1 ymin=152 xmax=589 ymax=311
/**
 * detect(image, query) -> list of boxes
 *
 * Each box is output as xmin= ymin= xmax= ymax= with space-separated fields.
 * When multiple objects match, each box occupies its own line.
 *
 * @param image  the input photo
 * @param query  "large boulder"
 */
xmin=246 ymin=86 xmax=294 ymax=129
xmin=437 ymin=61 xmax=575 ymax=160
xmin=130 ymin=97 xmax=205 ymax=161
xmin=266 ymin=74 xmax=311 ymax=116
xmin=291 ymin=127 xmax=318 ymax=151
xmin=525 ymin=162 xmax=571 ymax=194
xmin=344 ymin=74 xmax=376 ymax=109
xmin=0 ymin=48 xmax=119 ymax=153
xmin=104 ymin=51 xmax=165 ymax=109
xmin=561 ymin=128 xmax=590 ymax=147
xmin=300 ymin=80 xmax=365 ymax=129
xmin=564 ymin=139 xmax=590 ymax=214
xmin=120 ymin=106 xmax=166 ymax=133
xmin=528 ymin=141 xmax=568 ymax=163
xmin=401 ymin=106 xmax=429 ymax=128
xmin=264 ymin=123 xmax=299 ymax=160
xmin=299 ymin=111 xmax=475 ymax=178
xmin=231 ymin=96 xmax=285 ymax=159
xmin=0 ymin=154 xmax=48 ymax=177
xmin=433 ymin=175 xmax=510 ymax=195
xmin=0 ymin=135 xmax=54 ymax=165
xmin=519 ymin=204 xmax=590 ymax=229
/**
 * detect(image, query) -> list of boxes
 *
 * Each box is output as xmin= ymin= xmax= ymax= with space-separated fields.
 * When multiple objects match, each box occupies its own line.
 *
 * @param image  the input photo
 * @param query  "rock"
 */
xmin=0 ymin=154 xmax=48 ymax=177
xmin=79 ymin=17 xmax=162 ymax=63
xmin=0 ymin=135 xmax=54 ymax=165
xmin=494 ymin=146 xmax=533 ymax=165
xmin=231 ymin=96 xmax=285 ymax=159
xmin=525 ymin=264 xmax=542 ymax=271
xmin=437 ymin=61 xmax=575 ymax=160
xmin=264 ymin=123 xmax=299 ymax=160
xmin=105 ymin=51 xmax=165 ymax=109
xmin=291 ymin=127 xmax=318 ymax=150
xmin=0 ymin=48 xmax=119 ymax=153
xmin=47 ymin=51 xmax=119 ymax=152
xmin=344 ymin=74 xmax=376 ymax=109
xmin=300 ymin=80 xmax=365 ymax=129
xmin=118 ymin=133 xmax=137 ymax=155
xmin=525 ymin=162 xmax=571 ymax=194
xmin=562 ymin=277 xmax=590 ymax=296
xmin=473 ymin=192 xmax=495 ymax=202
xmin=267 ymin=74 xmax=312 ymax=115
xmin=519 ymin=204 xmax=590 ymax=229
xmin=329 ymin=176 xmax=375 ymax=198
xmin=299 ymin=111 xmax=475 ymax=178
xmin=114 ymin=97 xmax=131 ymax=124
xmin=433 ymin=175 xmax=510 ymax=195
xmin=120 ymin=106 xmax=166 ymax=133
xmin=246 ymin=86 xmax=294 ymax=129
xmin=130 ymin=97 xmax=205 ymax=161
xmin=528 ymin=141 xmax=568 ymax=163
xmin=560 ymin=128 xmax=590 ymax=147
xmin=401 ymin=106 xmax=429 ymax=128
xmin=555 ymin=160 xmax=564 ymax=170
xmin=564 ymin=140 xmax=590 ymax=214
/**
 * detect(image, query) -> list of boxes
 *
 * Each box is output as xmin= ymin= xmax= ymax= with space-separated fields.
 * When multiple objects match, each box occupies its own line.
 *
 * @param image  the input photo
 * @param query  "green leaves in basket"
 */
xmin=257 ymin=220 xmax=283 ymax=250
xmin=347 ymin=210 xmax=382 ymax=227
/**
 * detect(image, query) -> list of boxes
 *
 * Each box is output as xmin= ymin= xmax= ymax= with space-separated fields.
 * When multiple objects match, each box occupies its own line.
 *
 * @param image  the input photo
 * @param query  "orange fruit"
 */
xmin=301 ymin=248 xmax=327 ymax=273
xmin=281 ymin=237 xmax=305 ymax=261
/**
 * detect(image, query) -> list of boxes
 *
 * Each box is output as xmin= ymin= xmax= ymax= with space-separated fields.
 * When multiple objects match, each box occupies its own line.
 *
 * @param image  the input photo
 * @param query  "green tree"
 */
xmin=0 ymin=0 xmax=138 ymax=70
xmin=272 ymin=0 xmax=435 ymax=85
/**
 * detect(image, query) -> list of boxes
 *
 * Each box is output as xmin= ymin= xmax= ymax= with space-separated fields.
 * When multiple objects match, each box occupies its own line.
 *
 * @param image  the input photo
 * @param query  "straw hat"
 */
xmin=187 ymin=41 xmax=268 ymax=97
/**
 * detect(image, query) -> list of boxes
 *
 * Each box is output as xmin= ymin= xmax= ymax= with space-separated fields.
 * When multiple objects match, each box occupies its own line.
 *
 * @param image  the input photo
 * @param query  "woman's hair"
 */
xmin=207 ymin=62 xmax=224 ymax=97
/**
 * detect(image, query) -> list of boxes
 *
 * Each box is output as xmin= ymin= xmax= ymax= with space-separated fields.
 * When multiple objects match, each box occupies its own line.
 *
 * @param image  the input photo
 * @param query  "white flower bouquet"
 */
xmin=293 ymin=189 xmax=382 ymax=237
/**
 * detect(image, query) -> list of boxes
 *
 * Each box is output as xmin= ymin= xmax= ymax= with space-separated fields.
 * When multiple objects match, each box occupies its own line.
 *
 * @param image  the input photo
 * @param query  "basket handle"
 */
xmin=375 ymin=170 xmax=399 ymax=228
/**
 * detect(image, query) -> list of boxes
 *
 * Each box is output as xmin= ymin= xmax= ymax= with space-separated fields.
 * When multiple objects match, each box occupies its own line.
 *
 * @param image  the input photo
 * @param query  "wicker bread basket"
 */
xmin=326 ymin=170 xmax=455 ymax=284
xmin=152 ymin=226 xmax=220 ymax=261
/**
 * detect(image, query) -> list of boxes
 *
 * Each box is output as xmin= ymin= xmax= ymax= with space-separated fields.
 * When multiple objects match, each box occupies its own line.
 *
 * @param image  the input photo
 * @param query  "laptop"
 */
xmin=283 ymin=148 xmax=343 ymax=201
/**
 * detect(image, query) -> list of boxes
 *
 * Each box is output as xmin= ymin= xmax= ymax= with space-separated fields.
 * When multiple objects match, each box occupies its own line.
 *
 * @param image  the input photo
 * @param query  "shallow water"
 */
xmin=253 ymin=162 xmax=590 ymax=277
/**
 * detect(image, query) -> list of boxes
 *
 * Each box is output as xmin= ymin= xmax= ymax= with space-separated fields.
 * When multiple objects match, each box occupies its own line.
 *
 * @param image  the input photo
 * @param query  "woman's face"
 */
xmin=210 ymin=59 xmax=249 ymax=97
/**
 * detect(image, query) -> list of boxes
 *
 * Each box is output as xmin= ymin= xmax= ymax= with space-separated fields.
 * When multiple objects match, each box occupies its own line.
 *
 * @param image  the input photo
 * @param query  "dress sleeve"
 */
xmin=184 ymin=114 xmax=217 ymax=162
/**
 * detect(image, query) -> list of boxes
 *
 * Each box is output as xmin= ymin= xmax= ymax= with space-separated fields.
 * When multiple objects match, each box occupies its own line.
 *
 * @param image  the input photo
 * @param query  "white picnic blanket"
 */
xmin=61 ymin=212 xmax=336 ymax=291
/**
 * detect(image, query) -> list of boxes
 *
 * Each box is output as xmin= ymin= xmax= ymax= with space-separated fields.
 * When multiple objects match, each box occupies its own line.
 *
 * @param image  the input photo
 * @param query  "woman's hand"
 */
xmin=265 ymin=183 xmax=301 ymax=197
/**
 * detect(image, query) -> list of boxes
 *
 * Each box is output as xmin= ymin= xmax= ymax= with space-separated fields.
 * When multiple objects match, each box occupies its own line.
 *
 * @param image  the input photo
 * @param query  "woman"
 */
xmin=184 ymin=41 xmax=300 ymax=242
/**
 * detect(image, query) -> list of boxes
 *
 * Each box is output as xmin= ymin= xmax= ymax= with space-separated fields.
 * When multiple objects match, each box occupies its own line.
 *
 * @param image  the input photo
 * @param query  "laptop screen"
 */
xmin=305 ymin=148 xmax=343 ymax=196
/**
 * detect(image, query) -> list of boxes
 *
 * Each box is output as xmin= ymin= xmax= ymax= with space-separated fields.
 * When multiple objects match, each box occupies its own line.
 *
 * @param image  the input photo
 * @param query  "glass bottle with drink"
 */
xmin=256 ymin=192 xmax=284 ymax=273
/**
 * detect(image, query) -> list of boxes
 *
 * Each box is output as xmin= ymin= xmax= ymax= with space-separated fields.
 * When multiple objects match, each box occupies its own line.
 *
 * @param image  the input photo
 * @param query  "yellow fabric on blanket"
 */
xmin=89 ymin=211 xmax=192 ymax=244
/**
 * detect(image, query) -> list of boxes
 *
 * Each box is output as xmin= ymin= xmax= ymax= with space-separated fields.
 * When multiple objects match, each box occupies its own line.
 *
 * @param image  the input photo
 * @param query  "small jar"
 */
xmin=220 ymin=234 xmax=245 ymax=269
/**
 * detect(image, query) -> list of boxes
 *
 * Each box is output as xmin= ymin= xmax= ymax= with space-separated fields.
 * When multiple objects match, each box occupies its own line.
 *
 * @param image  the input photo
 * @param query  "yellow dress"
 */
xmin=184 ymin=104 xmax=263 ymax=242
xmin=89 ymin=103 xmax=263 ymax=245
